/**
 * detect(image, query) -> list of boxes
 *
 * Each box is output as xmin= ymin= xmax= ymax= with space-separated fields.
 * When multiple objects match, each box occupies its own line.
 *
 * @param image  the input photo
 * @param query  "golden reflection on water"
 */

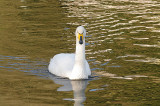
xmin=0 ymin=0 xmax=160 ymax=105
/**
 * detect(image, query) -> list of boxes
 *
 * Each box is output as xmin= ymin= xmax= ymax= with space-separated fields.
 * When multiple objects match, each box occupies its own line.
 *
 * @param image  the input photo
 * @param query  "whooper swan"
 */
xmin=48 ymin=26 xmax=91 ymax=80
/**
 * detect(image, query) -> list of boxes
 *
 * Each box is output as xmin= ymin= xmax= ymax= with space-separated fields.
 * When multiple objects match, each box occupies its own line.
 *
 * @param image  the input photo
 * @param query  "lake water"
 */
xmin=0 ymin=0 xmax=160 ymax=105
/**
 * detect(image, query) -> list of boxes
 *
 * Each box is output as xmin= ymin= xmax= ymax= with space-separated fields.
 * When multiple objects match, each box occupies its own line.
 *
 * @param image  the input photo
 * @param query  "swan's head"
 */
xmin=75 ymin=26 xmax=86 ymax=45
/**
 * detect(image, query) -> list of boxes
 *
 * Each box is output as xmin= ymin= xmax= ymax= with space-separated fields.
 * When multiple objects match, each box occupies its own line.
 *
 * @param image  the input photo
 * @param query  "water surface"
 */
xmin=0 ymin=0 xmax=160 ymax=105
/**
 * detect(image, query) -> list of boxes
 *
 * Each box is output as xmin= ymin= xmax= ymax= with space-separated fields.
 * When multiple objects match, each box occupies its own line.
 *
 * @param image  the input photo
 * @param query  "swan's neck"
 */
xmin=75 ymin=38 xmax=85 ymax=64
xmin=70 ymin=38 xmax=87 ymax=79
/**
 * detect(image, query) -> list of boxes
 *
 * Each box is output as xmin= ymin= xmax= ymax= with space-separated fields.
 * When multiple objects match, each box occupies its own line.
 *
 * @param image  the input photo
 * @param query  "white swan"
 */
xmin=48 ymin=26 xmax=91 ymax=80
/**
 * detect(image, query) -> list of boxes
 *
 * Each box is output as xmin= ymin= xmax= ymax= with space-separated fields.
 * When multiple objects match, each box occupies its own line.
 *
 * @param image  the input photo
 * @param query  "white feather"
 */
xmin=48 ymin=26 xmax=91 ymax=80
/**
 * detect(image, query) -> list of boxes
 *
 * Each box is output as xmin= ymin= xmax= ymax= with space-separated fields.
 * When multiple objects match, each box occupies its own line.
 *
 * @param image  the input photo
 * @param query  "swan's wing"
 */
xmin=85 ymin=60 xmax=91 ymax=76
xmin=48 ymin=53 xmax=75 ymax=78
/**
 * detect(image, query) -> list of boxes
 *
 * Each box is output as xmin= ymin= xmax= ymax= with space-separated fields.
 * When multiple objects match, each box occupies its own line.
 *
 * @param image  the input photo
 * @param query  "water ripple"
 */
xmin=134 ymin=44 xmax=160 ymax=48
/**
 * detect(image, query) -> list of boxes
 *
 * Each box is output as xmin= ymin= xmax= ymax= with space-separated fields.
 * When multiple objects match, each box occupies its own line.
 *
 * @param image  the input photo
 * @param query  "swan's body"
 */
xmin=48 ymin=53 xmax=90 ymax=79
xmin=48 ymin=26 xmax=91 ymax=80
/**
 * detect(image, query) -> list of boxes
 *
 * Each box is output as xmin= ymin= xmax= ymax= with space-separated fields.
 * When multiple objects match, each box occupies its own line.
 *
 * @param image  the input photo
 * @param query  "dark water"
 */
xmin=0 ymin=0 xmax=160 ymax=105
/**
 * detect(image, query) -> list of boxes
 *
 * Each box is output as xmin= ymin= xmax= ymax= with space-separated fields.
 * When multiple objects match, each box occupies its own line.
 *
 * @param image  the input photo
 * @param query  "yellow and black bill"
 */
xmin=78 ymin=33 xmax=83 ymax=45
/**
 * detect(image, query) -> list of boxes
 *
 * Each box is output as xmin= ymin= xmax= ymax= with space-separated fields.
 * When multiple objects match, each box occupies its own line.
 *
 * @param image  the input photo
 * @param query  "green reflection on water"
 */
xmin=0 ymin=0 xmax=160 ymax=105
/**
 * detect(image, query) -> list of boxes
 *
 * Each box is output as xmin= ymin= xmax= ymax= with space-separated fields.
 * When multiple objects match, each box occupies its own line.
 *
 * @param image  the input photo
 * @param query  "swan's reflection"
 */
xmin=49 ymin=74 xmax=89 ymax=106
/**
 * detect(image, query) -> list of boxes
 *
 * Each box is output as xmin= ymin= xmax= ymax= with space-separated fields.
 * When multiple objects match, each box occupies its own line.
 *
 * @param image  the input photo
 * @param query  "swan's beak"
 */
xmin=78 ymin=33 xmax=83 ymax=45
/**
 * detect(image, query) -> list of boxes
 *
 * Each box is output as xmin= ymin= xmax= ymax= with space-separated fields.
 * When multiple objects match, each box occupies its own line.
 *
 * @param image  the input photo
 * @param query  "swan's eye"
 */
xmin=79 ymin=32 xmax=83 ymax=35
xmin=77 ymin=30 xmax=84 ymax=35
xmin=77 ymin=32 xmax=83 ymax=35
